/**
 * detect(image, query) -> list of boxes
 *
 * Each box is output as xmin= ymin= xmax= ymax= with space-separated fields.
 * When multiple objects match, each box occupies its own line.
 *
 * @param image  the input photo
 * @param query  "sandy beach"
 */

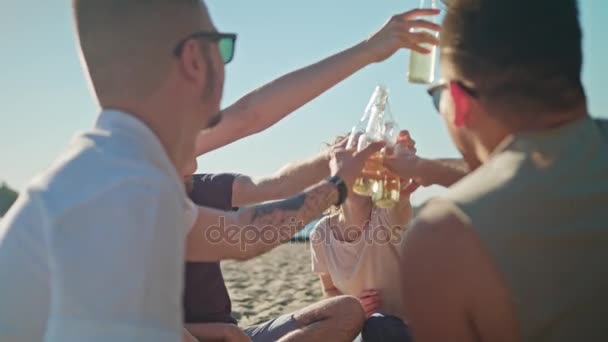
xmin=221 ymin=242 xmax=323 ymax=327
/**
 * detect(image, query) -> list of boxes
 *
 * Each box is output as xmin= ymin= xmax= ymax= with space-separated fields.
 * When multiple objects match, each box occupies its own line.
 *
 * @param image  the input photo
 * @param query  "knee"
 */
xmin=328 ymin=295 xmax=366 ymax=330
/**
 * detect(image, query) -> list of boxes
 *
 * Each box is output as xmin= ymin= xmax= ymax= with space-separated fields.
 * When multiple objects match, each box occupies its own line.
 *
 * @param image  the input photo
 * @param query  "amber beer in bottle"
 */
xmin=352 ymin=86 xmax=389 ymax=196
xmin=370 ymin=113 xmax=401 ymax=208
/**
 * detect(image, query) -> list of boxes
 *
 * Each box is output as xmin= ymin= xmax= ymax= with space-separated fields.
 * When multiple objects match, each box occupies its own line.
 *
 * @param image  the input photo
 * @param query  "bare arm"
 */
xmin=195 ymin=45 xmax=371 ymax=155
xmin=186 ymin=181 xmax=338 ymax=262
xmin=187 ymin=142 xmax=384 ymax=262
xmin=195 ymin=10 xmax=440 ymax=155
xmin=319 ymin=273 xmax=343 ymax=298
xmin=416 ymin=158 xmax=470 ymax=188
xmin=231 ymin=152 xmax=331 ymax=207
xmin=389 ymin=190 xmax=414 ymax=227
xmin=384 ymin=156 xmax=470 ymax=189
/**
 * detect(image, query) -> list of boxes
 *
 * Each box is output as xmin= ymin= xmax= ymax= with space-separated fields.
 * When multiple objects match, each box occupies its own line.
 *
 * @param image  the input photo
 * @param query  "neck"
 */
xmin=340 ymin=200 xmax=372 ymax=233
xmin=476 ymin=102 xmax=588 ymax=163
xmin=102 ymin=97 xmax=194 ymax=173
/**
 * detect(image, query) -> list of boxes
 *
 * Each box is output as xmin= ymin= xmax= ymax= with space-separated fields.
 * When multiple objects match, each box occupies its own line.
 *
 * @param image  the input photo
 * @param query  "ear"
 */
xmin=448 ymin=82 xmax=473 ymax=128
xmin=178 ymin=40 xmax=208 ymax=84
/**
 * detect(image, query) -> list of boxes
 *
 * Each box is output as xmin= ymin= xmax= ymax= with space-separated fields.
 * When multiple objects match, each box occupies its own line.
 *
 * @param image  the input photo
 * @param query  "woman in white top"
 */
xmin=310 ymin=132 xmax=418 ymax=342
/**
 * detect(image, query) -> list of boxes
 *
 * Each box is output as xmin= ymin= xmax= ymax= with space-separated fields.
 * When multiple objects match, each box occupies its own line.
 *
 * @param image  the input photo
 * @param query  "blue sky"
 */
xmin=1 ymin=1 xmax=607 ymax=205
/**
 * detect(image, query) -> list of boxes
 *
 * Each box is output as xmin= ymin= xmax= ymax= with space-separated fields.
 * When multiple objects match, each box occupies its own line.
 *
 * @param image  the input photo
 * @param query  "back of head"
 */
xmin=440 ymin=0 xmax=586 ymax=116
xmin=73 ymin=0 xmax=207 ymax=103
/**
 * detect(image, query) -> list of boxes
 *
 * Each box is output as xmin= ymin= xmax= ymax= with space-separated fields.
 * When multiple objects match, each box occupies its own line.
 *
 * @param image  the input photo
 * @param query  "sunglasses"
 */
xmin=174 ymin=32 xmax=237 ymax=65
xmin=427 ymin=81 xmax=479 ymax=112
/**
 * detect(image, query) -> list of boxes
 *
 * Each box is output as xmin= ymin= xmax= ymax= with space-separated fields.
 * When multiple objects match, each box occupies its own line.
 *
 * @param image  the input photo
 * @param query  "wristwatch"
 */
xmin=326 ymin=175 xmax=348 ymax=207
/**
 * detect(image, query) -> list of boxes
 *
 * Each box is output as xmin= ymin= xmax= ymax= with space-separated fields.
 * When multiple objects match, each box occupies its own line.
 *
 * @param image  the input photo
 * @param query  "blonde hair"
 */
xmin=73 ymin=0 xmax=207 ymax=101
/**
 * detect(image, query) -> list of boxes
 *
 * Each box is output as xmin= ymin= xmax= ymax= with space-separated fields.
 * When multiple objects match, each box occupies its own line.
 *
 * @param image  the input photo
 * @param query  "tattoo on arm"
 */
xmin=250 ymin=193 xmax=307 ymax=222
xmin=242 ymin=182 xmax=338 ymax=249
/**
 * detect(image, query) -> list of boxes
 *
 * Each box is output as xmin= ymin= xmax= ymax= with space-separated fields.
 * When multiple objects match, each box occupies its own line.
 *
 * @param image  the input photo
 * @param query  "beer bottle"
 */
xmin=352 ymin=86 xmax=389 ymax=196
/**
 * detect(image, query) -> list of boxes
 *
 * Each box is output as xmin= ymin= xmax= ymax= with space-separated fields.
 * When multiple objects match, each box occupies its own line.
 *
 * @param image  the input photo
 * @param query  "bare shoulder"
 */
xmin=401 ymin=198 xmax=520 ymax=342
xmin=403 ymin=199 xmax=472 ymax=250
xmin=402 ymin=199 xmax=477 ymax=275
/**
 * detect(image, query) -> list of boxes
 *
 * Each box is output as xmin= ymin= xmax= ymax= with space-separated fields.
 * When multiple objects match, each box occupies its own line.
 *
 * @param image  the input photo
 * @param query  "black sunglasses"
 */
xmin=427 ymin=81 xmax=479 ymax=112
xmin=174 ymin=32 xmax=237 ymax=65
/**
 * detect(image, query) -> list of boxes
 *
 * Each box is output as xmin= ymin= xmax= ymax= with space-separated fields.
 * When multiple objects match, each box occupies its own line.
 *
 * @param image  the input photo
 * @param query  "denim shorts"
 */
xmin=355 ymin=313 xmax=412 ymax=342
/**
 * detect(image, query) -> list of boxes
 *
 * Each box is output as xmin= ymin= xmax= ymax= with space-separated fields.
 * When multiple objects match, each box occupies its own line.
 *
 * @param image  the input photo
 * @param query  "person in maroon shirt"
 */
xmin=184 ymin=173 xmax=241 ymax=326
xmin=184 ymin=143 xmax=361 ymax=341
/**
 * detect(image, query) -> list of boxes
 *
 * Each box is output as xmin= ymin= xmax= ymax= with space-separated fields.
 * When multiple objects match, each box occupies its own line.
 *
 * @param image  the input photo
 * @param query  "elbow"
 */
xmin=234 ymin=230 xmax=269 ymax=261
xmin=233 ymin=252 xmax=255 ymax=262
xmin=231 ymin=245 xmax=263 ymax=262
xmin=229 ymin=211 xmax=265 ymax=261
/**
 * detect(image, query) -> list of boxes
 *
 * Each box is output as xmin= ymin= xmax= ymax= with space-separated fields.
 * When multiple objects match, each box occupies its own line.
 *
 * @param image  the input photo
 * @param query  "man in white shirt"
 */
xmin=0 ymin=1 xmax=380 ymax=341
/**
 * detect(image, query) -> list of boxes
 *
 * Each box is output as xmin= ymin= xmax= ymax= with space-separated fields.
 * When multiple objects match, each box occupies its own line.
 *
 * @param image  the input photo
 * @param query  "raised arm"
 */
xmin=195 ymin=9 xmax=440 ymax=155
xmin=385 ymin=156 xmax=471 ymax=189
xmin=416 ymin=158 xmax=470 ymax=188
xmin=186 ymin=142 xmax=384 ymax=262
xmin=231 ymin=153 xmax=330 ymax=207
xmin=231 ymin=138 xmax=348 ymax=207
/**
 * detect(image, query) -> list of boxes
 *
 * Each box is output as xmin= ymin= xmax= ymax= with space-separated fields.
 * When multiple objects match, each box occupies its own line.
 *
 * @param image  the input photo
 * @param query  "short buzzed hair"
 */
xmin=73 ymin=0 xmax=207 ymax=101
xmin=441 ymin=0 xmax=585 ymax=114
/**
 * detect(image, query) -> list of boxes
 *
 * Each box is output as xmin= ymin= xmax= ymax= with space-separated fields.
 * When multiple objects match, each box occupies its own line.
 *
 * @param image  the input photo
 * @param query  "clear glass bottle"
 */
xmin=371 ymin=101 xmax=401 ymax=208
xmin=352 ymin=86 xmax=389 ymax=196
xmin=407 ymin=0 xmax=438 ymax=84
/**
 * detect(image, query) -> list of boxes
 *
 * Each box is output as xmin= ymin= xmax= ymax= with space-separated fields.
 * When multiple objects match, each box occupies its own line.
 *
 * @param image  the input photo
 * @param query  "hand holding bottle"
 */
xmin=394 ymin=131 xmax=422 ymax=195
xmin=361 ymin=9 xmax=441 ymax=64
xmin=329 ymin=142 xmax=386 ymax=192
xmin=384 ymin=134 xmax=427 ymax=188
xmin=408 ymin=0 xmax=440 ymax=83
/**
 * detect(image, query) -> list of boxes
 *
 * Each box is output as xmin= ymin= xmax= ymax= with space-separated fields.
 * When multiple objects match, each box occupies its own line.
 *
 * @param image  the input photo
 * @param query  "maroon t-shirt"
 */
xmin=184 ymin=173 xmax=240 ymax=324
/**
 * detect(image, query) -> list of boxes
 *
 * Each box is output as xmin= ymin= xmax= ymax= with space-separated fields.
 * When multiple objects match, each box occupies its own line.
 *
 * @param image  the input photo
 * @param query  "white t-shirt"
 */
xmin=310 ymin=208 xmax=408 ymax=320
xmin=0 ymin=110 xmax=196 ymax=342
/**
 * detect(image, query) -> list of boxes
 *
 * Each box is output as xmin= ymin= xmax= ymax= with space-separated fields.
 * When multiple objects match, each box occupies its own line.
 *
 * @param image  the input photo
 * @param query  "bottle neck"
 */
xmin=365 ymin=107 xmax=384 ymax=138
